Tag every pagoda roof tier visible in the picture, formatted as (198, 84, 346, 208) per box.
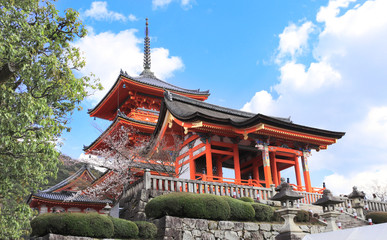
(29, 192, 112, 204)
(27, 165, 113, 206)
(41, 164, 96, 193)
(84, 111, 156, 154)
(88, 71, 210, 120)
(152, 91, 345, 149)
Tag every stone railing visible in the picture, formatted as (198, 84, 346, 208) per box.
(335, 197, 387, 213)
(366, 199, 387, 212)
(121, 178, 144, 200)
(124, 170, 387, 213)
(142, 170, 324, 204)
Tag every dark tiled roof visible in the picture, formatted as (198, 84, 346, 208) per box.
(41, 165, 95, 193)
(123, 71, 210, 95)
(88, 71, 210, 115)
(153, 91, 345, 139)
(33, 192, 112, 204)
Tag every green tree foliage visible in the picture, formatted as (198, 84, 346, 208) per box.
(0, 0, 101, 238)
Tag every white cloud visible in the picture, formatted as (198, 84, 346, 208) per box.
(277, 22, 315, 61)
(152, 0, 173, 9)
(74, 28, 184, 103)
(128, 14, 138, 22)
(152, 0, 194, 10)
(241, 90, 277, 115)
(275, 61, 341, 94)
(243, 0, 387, 193)
(324, 164, 387, 196)
(84, 1, 137, 22)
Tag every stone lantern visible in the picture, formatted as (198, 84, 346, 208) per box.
(271, 178, 305, 240)
(102, 203, 112, 215)
(347, 186, 366, 219)
(313, 189, 344, 232)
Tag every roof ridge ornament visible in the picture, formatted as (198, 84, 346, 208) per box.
(140, 18, 156, 79)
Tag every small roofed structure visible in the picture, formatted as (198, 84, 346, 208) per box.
(348, 186, 366, 219)
(313, 189, 344, 213)
(28, 165, 112, 214)
(271, 177, 304, 208)
(313, 188, 344, 232)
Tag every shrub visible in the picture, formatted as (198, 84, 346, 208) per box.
(239, 197, 254, 203)
(145, 192, 230, 220)
(366, 212, 387, 224)
(30, 213, 114, 238)
(222, 196, 255, 221)
(30, 213, 54, 237)
(111, 217, 138, 239)
(294, 210, 310, 222)
(251, 203, 275, 222)
(135, 221, 158, 239)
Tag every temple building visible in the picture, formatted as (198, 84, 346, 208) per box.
(28, 165, 114, 214)
(85, 19, 345, 194)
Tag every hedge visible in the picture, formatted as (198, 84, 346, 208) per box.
(294, 210, 310, 222)
(222, 196, 255, 221)
(366, 212, 387, 224)
(239, 197, 254, 203)
(30, 213, 114, 238)
(135, 221, 158, 239)
(251, 203, 275, 221)
(145, 192, 230, 220)
(110, 217, 138, 239)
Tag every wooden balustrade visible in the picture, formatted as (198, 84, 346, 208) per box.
(121, 170, 387, 213)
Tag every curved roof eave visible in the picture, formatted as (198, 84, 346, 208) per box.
(155, 91, 345, 140)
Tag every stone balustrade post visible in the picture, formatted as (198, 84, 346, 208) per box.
(144, 169, 151, 190)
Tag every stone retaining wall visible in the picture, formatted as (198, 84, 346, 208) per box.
(153, 216, 325, 240)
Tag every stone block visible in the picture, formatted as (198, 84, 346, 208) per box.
(260, 223, 271, 231)
(165, 216, 182, 229)
(211, 230, 224, 238)
(208, 221, 218, 230)
(243, 230, 251, 239)
(300, 225, 310, 232)
(196, 219, 209, 231)
(263, 231, 272, 239)
(192, 230, 202, 237)
(140, 189, 149, 201)
(218, 221, 234, 230)
(224, 231, 239, 240)
(250, 231, 264, 240)
(234, 222, 243, 231)
(271, 224, 282, 232)
(182, 218, 196, 230)
(202, 232, 215, 240)
(237, 231, 243, 237)
(165, 228, 181, 238)
(244, 222, 259, 231)
(182, 231, 194, 240)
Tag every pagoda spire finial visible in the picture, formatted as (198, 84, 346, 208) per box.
(140, 18, 155, 78)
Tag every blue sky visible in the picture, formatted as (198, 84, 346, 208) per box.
(56, 0, 387, 195)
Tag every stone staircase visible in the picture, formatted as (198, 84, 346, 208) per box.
(336, 211, 368, 229)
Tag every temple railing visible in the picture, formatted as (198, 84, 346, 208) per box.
(366, 199, 387, 212)
(123, 170, 387, 212)
(142, 170, 324, 203)
(335, 198, 387, 212)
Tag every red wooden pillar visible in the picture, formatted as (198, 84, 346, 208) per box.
(189, 150, 195, 179)
(205, 140, 213, 180)
(233, 144, 241, 184)
(294, 155, 302, 190)
(253, 160, 259, 180)
(262, 145, 273, 187)
(301, 151, 312, 192)
(216, 159, 223, 181)
(270, 152, 278, 186)
(277, 171, 281, 183)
